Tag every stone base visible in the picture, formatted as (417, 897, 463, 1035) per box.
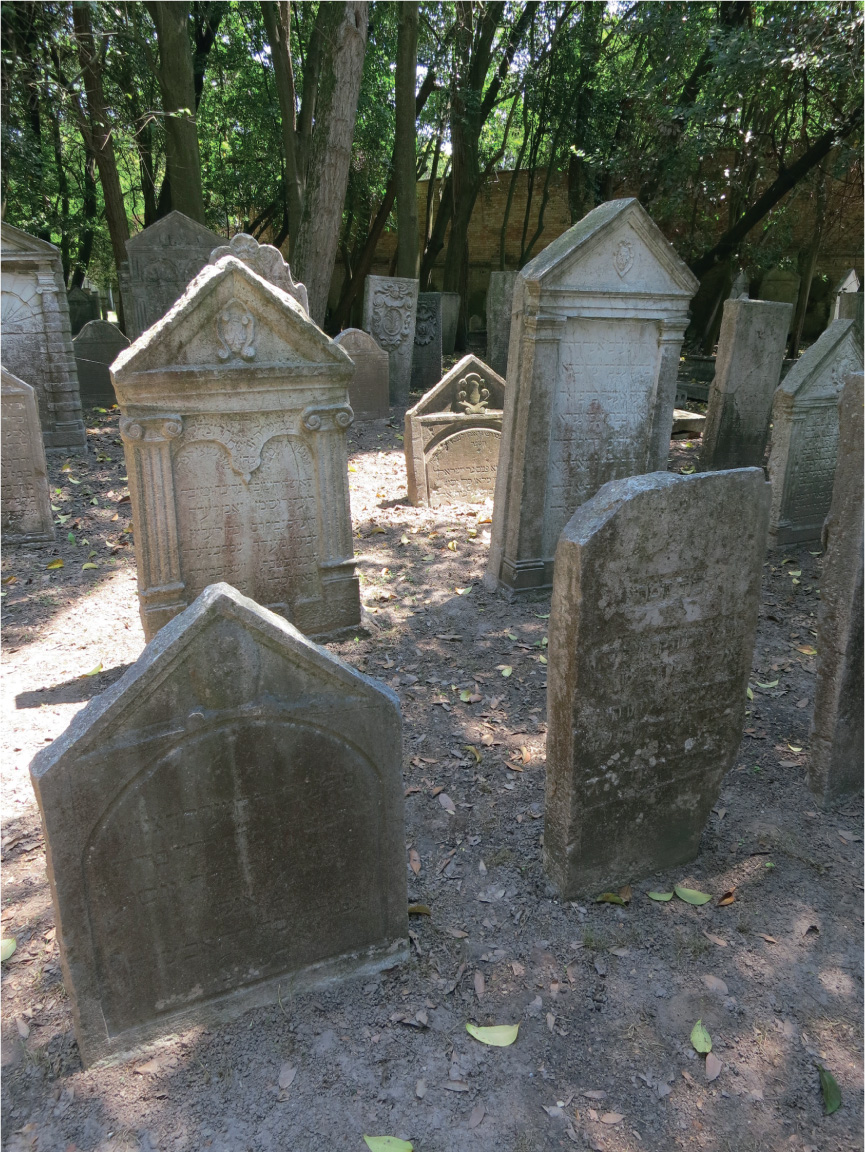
(486, 557, 553, 595)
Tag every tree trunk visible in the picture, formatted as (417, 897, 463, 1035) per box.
(789, 174, 826, 359)
(395, 0, 419, 279)
(260, 0, 304, 256)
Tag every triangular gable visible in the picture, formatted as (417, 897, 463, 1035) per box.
(113, 257, 352, 377)
(779, 319, 863, 402)
(1, 365, 34, 395)
(1, 221, 61, 259)
(407, 354, 505, 417)
(125, 210, 222, 255)
(520, 197, 699, 297)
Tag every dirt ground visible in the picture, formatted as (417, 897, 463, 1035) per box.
(1, 396, 862, 1152)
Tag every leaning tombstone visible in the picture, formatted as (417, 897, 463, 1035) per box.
(486, 270, 518, 377)
(699, 298, 792, 471)
(441, 292, 460, 355)
(1, 222, 87, 452)
(112, 255, 361, 642)
(831, 269, 860, 321)
(30, 582, 407, 1067)
(767, 319, 862, 546)
(809, 372, 863, 808)
(208, 231, 308, 314)
(123, 210, 223, 340)
(333, 328, 389, 419)
(1, 368, 55, 543)
(73, 320, 130, 406)
(544, 468, 770, 897)
(362, 275, 418, 404)
(405, 354, 505, 507)
(486, 199, 698, 596)
(410, 292, 443, 395)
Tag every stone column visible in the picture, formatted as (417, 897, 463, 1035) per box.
(648, 321, 689, 469)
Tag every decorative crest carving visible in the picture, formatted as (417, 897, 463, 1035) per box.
(216, 299, 256, 361)
(613, 239, 634, 279)
(370, 284, 414, 351)
(456, 373, 490, 415)
(413, 299, 438, 347)
(209, 233, 309, 314)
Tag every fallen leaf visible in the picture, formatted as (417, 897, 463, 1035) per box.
(582, 1090, 607, 1100)
(718, 889, 736, 907)
(409, 849, 421, 875)
(594, 892, 626, 906)
(796, 645, 817, 656)
(674, 885, 712, 906)
(511, 961, 525, 977)
(600, 1113, 624, 1125)
(81, 563, 98, 571)
(447, 540, 457, 552)
(407, 904, 431, 917)
(443, 1080, 470, 1092)
(438, 793, 456, 814)
(758, 933, 778, 944)
(278, 1063, 296, 1090)
(705, 1053, 722, 1082)
(474, 971, 485, 1000)
(618, 885, 632, 904)
(610, 947, 629, 958)
(363, 1138, 413, 1152)
(542, 1105, 564, 1118)
(465, 744, 482, 761)
(647, 891, 674, 902)
(82, 663, 103, 678)
(16, 1017, 29, 1039)
(468, 1103, 485, 1129)
(415, 1079, 427, 1099)
(702, 930, 727, 947)
(1, 938, 17, 962)
(701, 974, 729, 995)
(445, 927, 468, 939)
(787, 744, 802, 753)
(690, 1019, 712, 1054)
(465, 1022, 519, 1047)
(746, 685, 754, 700)
(817, 1064, 842, 1116)
(46, 558, 64, 570)
(500, 666, 513, 678)
(755, 679, 779, 689)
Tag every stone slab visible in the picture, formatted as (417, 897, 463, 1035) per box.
(700, 298, 792, 470)
(209, 232, 308, 314)
(672, 409, 706, 436)
(334, 328, 390, 419)
(544, 468, 770, 897)
(759, 267, 800, 332)
(486, 271, 517, 378)
(73, 320, 130, 405)
(362, 275, 418, 405)
(832, 269, 860, 320)
(405, 354, 505, 506)
(441, 292, 460, 355)
(30, 582, 408, 1067)
(410, 292, 443, 396)
(1, 368, 54, 543)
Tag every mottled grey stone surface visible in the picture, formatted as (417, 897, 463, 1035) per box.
(405, 354, 505, 506)
(767, 319, 862, 546)
(112, 256, 360, 642)
(334, 328, 389, 419)
(700, 298, 792, 470)
(810, 372, 863, 808)
(30, 582, 408, 1066)
(1, 368, 54, 543)
(362, 275, 418, 404)
(486, 271, 517, 378)
(410, 292, 443, 396)
(209, 232, 308, 315)
(544, 468, 769, 897)
(73, 320, 130, 405)
(486, 199, 698, 596)
(441, 292, 460, 355)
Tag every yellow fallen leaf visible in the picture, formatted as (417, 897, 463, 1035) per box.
(46, 558, 64, 570)
(363, 1138, 413, 1152)
(465, 1022, 519, 1047)
(409, 849, 420, 875)
(500, 666, 513, 678)
(82, 663, 103, 677)
(447, 540, 457, 552)
(82, 563, 98, 570)
(797, 645, 817, 656)
(0, 938, 16, 962)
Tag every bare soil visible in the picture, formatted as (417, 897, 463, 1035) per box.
(1, 400, 862, 1152)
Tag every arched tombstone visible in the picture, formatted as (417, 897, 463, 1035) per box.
(333, 328, 389, 419)
(209, 232, 309, 315)
(1, 368, 54, 542)
(73, 319, 130, 405)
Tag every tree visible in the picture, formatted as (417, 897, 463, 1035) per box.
(395, 0, 419, 279)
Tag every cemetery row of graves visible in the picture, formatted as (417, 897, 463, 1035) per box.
(0, 199, 862, 1150)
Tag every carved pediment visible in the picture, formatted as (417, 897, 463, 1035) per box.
(406, 354, 505, 418)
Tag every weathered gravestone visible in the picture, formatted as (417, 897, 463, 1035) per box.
(544, 468, 770, 897)
(112, 255, 361, 642)
(333, 328, 389, 419)
(809, 372, 863, 808)
(486, 270, 518, 378)
(1, 222, 86, 452)
(362, 275, 418, 404)
(486, 199, 698, 596)
(121, 210, 223, 341)
(767, 318, 863, 546)
(411, 292, 443, 395)
(441, 292, 460, 355)
(1, 368, 54, 543)
(836, 289, 864, 332)
(73, 320, 130, 405)
(67, 286, 101, 336)
(30, 582, 408, 1066)
(832, 269, 860, 321)
(209, 231, 308, 314)
(699, 298, 792, 471)
(405, 354, 505, 507)
(759, 266, 800, 332)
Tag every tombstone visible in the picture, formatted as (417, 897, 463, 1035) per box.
(441, 292, 460, 355)
(486, 199, 698, 596)
(66, 286, 101, 336)
(486, 271, 518, 378)
(810, 372, 864, 807)
(1, 368, 54, 543)
(30, 582, 407, 1066)
(759, 266, 800, 332)
(729, 268, 749, 299)
(122, 210, 223, 341)
(767, 319, 863, 546)
(410, 292, 443, 395)
(112, 255, 361, 642)
(831, 269, 860, 321)
(362, 275, 418, 405)
(209, 231, 308, 314)
(544, 468, 769, 897)
(1, 222, 86, 452)
(699, 298, 792, 471)
(73, 320, 130, 405)
(836, 289, 864, 332)
(468, 313, 484, 333)
(334, 328, 390, 419)
(405, 354, 505, 507)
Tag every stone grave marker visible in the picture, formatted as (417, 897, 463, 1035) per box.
(122, 210, 223, 341)
(405, 354, 505, 507)
(767, 318, 863, 546)
(832, 269, 860, 321)
(486, 199, 698, 596)
(333, 328, 389, 419)
(209, 232, 308, 314)
(1, 222, 86, 452)
(30, 582, 408, 1066)
(760, 266, 800, 331)
(410, 292, 443, 395)
(362, 275, 418, 404)
(699, 298, 792, 471)
(441, 292, 460, 354)
(837, 289, 864, 331)
(486, 270, 517, 378)
(73, 320, 130, 405)
(544, 468, 770, 897)
(112, 255, 360, 642)
(67, 286, 101, 335)
(1, 368, 54, 543)
(810, 372, 863, 807)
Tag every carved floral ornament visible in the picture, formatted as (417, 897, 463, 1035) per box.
(216, 298, 256, 361)
(209, 233, 309, 314)
(613, 239, 634, 278)
(370, 285, 414, 351)
(456, 373, 490, 414)
(413, 300, 438, 347)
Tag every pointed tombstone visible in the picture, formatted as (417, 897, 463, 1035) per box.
(112, 255, 360, 642)
(767, 319, 863, 546)
(1, 368, 54, 543)
(441, 292, 461, 355)
(1, 222, 86, 452)
(699, 298, 792, 471)
(405, 354, 506, 507)
(208, 231, 309, 315)
(809, 372, 863, 808)
(486, 271, 518, 378)
(544, 469, 770, 897)
(411, 292, 443, 395)
(362, 275, 419, 404)
(122, 210, 223, 340)
(486, 199, 698, 596)
(73, 319, 130, 405)
(831, 269, 860, 321)
(333, 328, 390, 419)
(30, 582, 408, 1067)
